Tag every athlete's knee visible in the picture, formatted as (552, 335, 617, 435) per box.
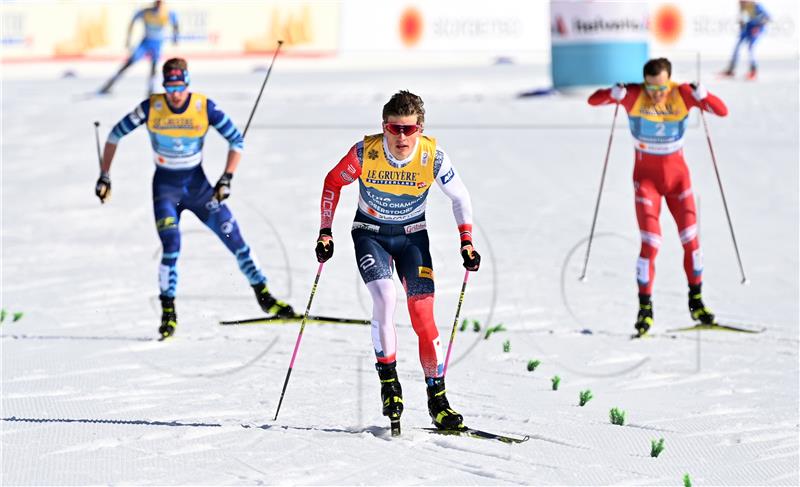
(369, 281, 395, 308)
(635, 193, 656, 209)
(157, 225, 181, 255)
(639, 231, 661, 258)
(208, 208, 244, 245)
(679, 224, 699, 249)
(407, 293, 438, 341)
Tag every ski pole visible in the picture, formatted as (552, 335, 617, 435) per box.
(443, 269, 470, 376)
(93, 121, 102, 168)
(273, 262, 324, 421)
(242, 40, 283, 138)
(579, 102, 620, 281)
(699, 110, 748, 284)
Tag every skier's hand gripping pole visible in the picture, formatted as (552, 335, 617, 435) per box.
(315, 229, 334, 263)
(93, 121, 111, 204)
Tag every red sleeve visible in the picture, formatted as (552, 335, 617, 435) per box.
(587, 84, 639, 112)
(678, 84, 728, 117)
(320, 143, 362, 230)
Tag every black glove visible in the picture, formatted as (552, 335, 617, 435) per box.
(315, 228, 334, 263)
(214, 172, 233, 202)
(95, 172, 111, 203)
(460, 240, 481, 271)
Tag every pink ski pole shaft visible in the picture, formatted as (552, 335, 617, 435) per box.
(273, 262, 324, 421)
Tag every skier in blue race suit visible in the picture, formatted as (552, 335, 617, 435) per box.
(722, 0, 771, 80)
(98, 0, 179, 96)
(95, 58, 294, 339)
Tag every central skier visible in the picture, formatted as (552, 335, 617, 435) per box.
(315, 90, 480, 431)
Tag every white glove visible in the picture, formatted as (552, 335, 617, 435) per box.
(610, 83, 626, 102)
(690, 83, 708, 101)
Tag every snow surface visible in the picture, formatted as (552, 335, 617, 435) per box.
(2, 58, 798, 485)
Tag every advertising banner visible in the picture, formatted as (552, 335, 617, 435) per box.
(0, 1, 340, 62)
(649, 0, 799, 60)
(550, 0, 650, 88)
(339, 0, 550, 59)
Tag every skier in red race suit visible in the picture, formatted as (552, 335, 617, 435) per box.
(588, 57, 729, 337)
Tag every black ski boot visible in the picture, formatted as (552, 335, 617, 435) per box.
(376, 361, 403, 435)
(634, 294, 653, 337)
(159, 295, 177, 339)
(689, 284, 716, 325)
(426, 377, 464, 430)
(252, 282, 295, 317)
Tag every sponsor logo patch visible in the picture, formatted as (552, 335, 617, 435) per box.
(440, 167, 454, 185)
(359, 254, 376, 271)
(156, 216, 178, 231)
(152, 117, 199, 130)
(418, 266, 433, 279)
(221, 219, 235, 234)
(404, 222, 426, 234)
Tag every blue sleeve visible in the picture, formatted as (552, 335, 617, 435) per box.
(355, 140, 364, 167)
(207, 99, 244, 151)
(433, 149, 444, 178)
(107, 99, 149, 144)
(170, 11, 178, 26)
(132, 9, 144, 22)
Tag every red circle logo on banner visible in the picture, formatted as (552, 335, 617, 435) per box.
(399, 7, 424, 47)
(653, 4, 683, 44)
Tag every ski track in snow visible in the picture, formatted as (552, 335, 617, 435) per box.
(2, 59, 798, 484)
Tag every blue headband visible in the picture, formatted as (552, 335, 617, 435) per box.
(163, 68, 190, 85)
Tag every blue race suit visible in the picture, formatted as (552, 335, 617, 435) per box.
(129, 7, 178, 63)
(730, 2, 770, 73)
(107, 93, 266, 299)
